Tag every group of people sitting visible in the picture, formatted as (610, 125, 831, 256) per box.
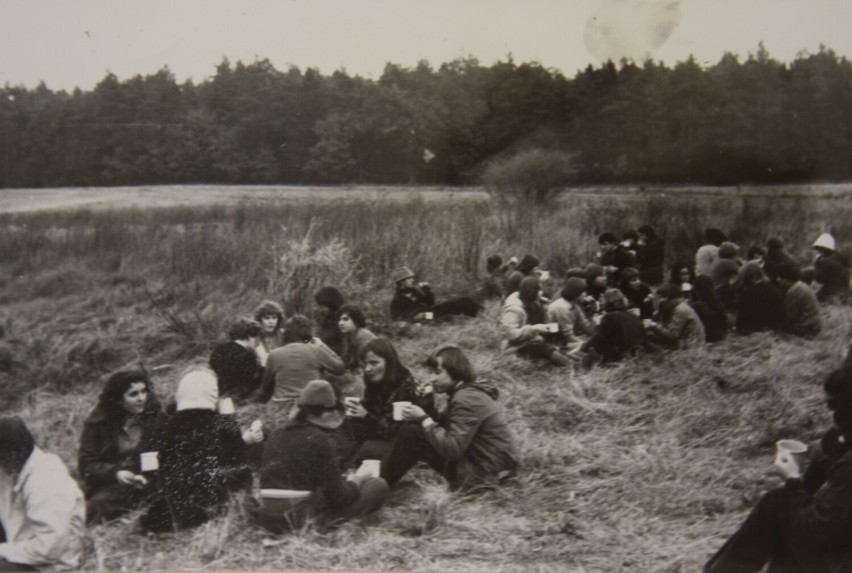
(485, 227, 847, 369)
(2, 225, 849, 572)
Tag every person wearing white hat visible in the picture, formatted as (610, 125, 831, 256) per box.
(140, 368, 263, 533)
(812, 232, 850, 303)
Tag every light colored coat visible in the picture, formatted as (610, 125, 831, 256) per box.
(499, 291, 542, 351)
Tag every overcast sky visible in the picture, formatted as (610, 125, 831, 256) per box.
(2, 0, 851, 91)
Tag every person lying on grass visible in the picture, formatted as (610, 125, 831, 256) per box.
(78, 369, 164, 525)
(380, 345, 519, 491)
(389, 266, 481, 322)
(705, 366, 852, 573)
(0, 416, 85, 572)
(344, 337, 436, 463)
(208, 317, 264, 404)
(252, 380, 389, 534)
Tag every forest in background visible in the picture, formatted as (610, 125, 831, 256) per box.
(2, 44, 852, 189)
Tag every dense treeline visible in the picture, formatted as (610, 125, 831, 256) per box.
(2, 44, 852, 188)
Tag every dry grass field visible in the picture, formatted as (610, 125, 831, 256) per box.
(2, 184, 852, 572)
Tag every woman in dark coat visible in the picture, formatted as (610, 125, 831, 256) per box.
(735, 262, 786, 335)
(690, 275, 728, 342)
(705, 367, 852, 572)
(763, 237, 797, 281)
(314, 286, 346, 356)
(140, 369, 262, 533)
(637, 225, 664, 285)
(208, 317, 264, 402)
(78, 369, 164, 524)
(618, 267, 655, 319)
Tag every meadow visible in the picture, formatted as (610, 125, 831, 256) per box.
(2, 184, 852, 572)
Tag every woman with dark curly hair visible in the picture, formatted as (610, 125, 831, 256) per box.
(337, 304, 376, 374)
(77, 369, 164, 524)
(253, 300, 285, 367)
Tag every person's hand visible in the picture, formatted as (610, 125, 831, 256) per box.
(345, 471, 370, 485)
(774, 450, 802, 480)
(402, 404, 427, 422)
(116, 470, 148, 488)
(414, 380, 433, 398)
(242, 425, 264, 445)
(345, 401, 368, 418)
(532, 324, 552, 334)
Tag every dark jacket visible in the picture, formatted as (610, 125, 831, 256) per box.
(584, 311, 646, 362)
(260, 422, 359, 512)
(815, 251, 851, 302)
(637, 239, 664, 285)
(736, 282, 786, 334)
(209, 341, 263, 400)
(691, 300, 728, 343)
(423, 381, 519, 488)
(316, 315, 344, 357)
(619, 282, 654, 319)
(390, 285, 435, 321)
(784, 281, 822, 338)
(140, 410, 251, 532)
(77, 403, 163, 498)
(361, 373, 436, 441)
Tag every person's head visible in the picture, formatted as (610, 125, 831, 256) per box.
(598, 232, 617, 250)
(506, 256, 519, 270)
(561, 277, 587, 302)
(227, 317, 261, 345)
(391, 266, 416, 289)
(175, 368, 219, 412)
(517, 254, 540, 276)
(313, 286, 345, 319)
(601, 289, 629, 312)
(96, 369, 158, 420)
(518, 276, 542, 306)
(692, 275, 718, 304)
(718, 241, 739, 259)
(620, 267, 641, 291)
(293, 380, 344, 429)
(824, 368, 852, 435)
(585, 263, 607, 288)
(670, 262, 695, 285)
(705, 228, 727, 247)
(767, 237, 784, 253)
(813, 233, 837, 255)
(565, 267, 587, 279)
(337, 303, 366, 334)
(486, 254, 503, 274)
(800, 266, 816, 286)
(360, 337, 410, 387)
(425, 345, 475, 394)
(622, 229, 639, 247)
(0, 416, 35, 476)
(738, 261, 766, 288)
(774, 262, 801, 290)
(254, 300, 284, 335)
(638, 225, 657, 244)
(655, 282, 682, 302)
(282, 314, 314, 344)
(747, 246, 766, 263)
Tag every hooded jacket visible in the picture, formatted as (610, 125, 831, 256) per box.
(499, 291, 542, 350)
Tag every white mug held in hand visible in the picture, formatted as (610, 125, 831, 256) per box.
(357, 459, 381, 479)
(392, 401, 412, 421)
(140, 451, 159, 472)
(774, 439, 808, 479)
(218, 397, 235, 415)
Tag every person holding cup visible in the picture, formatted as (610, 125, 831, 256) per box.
(705, 366, 852, 572)
(78, 369, 165, 524)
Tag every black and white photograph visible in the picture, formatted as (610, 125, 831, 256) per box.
(3, 1, 852, 571)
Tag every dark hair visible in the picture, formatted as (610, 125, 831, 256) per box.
(486, 255, 503, 273)
(95, 370, 159, 422)
(253, 300, 284, 327)
(314, 286, 345, 312)
(670, 262, 695, 284)
(767, 237, 784, 252)
(623, 229, 639, 241)
(0, 416, 35, 476)
(656, 283, 682, 300)
(282, 315, 314, 344)
(518, 276, 546, 324)
(360, 337, 411, 388)
(705, 228, 727, 246)
(775, 262, 801, 283)
(338, 303, 367, 329)
(228, 317, 262, 341)
(426, 345, 476, 384)
(517, 254, 540, 275)
(638, 225, 657, 240)
(619, 267, 640, 288)
(747, 246, 766, 261)
(598, 232, 617, 245)
(825, 367, 852, 413)
(692, 275, 724, 312)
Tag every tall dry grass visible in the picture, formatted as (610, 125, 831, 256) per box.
(1, 185, 852, 571)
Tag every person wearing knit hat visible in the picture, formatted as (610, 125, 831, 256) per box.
(0, 416, 85, 572)
(140, 368, 262, 533)
(705, 366, 852, 572)
(254, 299, 286, 366)
(499, 276, 573, 366)
(811, 232, 851, 303)
(645, 283, 705, 350)
(580, 289, 645, 366)
(774, 262, 822, 339)
(735, 261, 785, 335)
(547, 277, 594, 351)
(618, 267, 655, 319)
(253, 379, 388, 533)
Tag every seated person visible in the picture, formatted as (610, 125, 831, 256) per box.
(208, 317, 264, 402)
(140, 369, 263, 533)
(735, 262, 786, 335)
(314, 286, 346, 357)
(690, 275, 728, 343)
(0, 416, 85, 572)
(812, 232, 850, 303)
(710, 241, 741, 312)
(618, 268, 655, 319)
(337, 304, 376, 375)
(546, 277, 594, 351)
(581, 289, 646, 364)
(254, 380, 388, 533)
(500, 277, 573, 367)
(389, 267, 480, 321)
(637, 225, 664, 286)
(645, 283, 705, 349)
(344, 337, 435, 460)
(473, 254, 507, 303)
(504, 254, 540, 296)
(775, 262, 822, 339)
(78, 369, 164, 524)
(705, 367, 852, 572)
(381, 346, 519, 491)
(253, 300, 285, 367)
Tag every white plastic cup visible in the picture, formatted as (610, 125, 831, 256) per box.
(218, 397, 235, 415)
(344, 397, 361, 407)
(140, 451, 159, 472)
(359, 459, 381, 478)
(776, 439, 809, 467)
(546, 322, 559, 333)
(250, 420, 263, 432)
(393, 401, 412, 421)
(423, 312, 434, 321)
